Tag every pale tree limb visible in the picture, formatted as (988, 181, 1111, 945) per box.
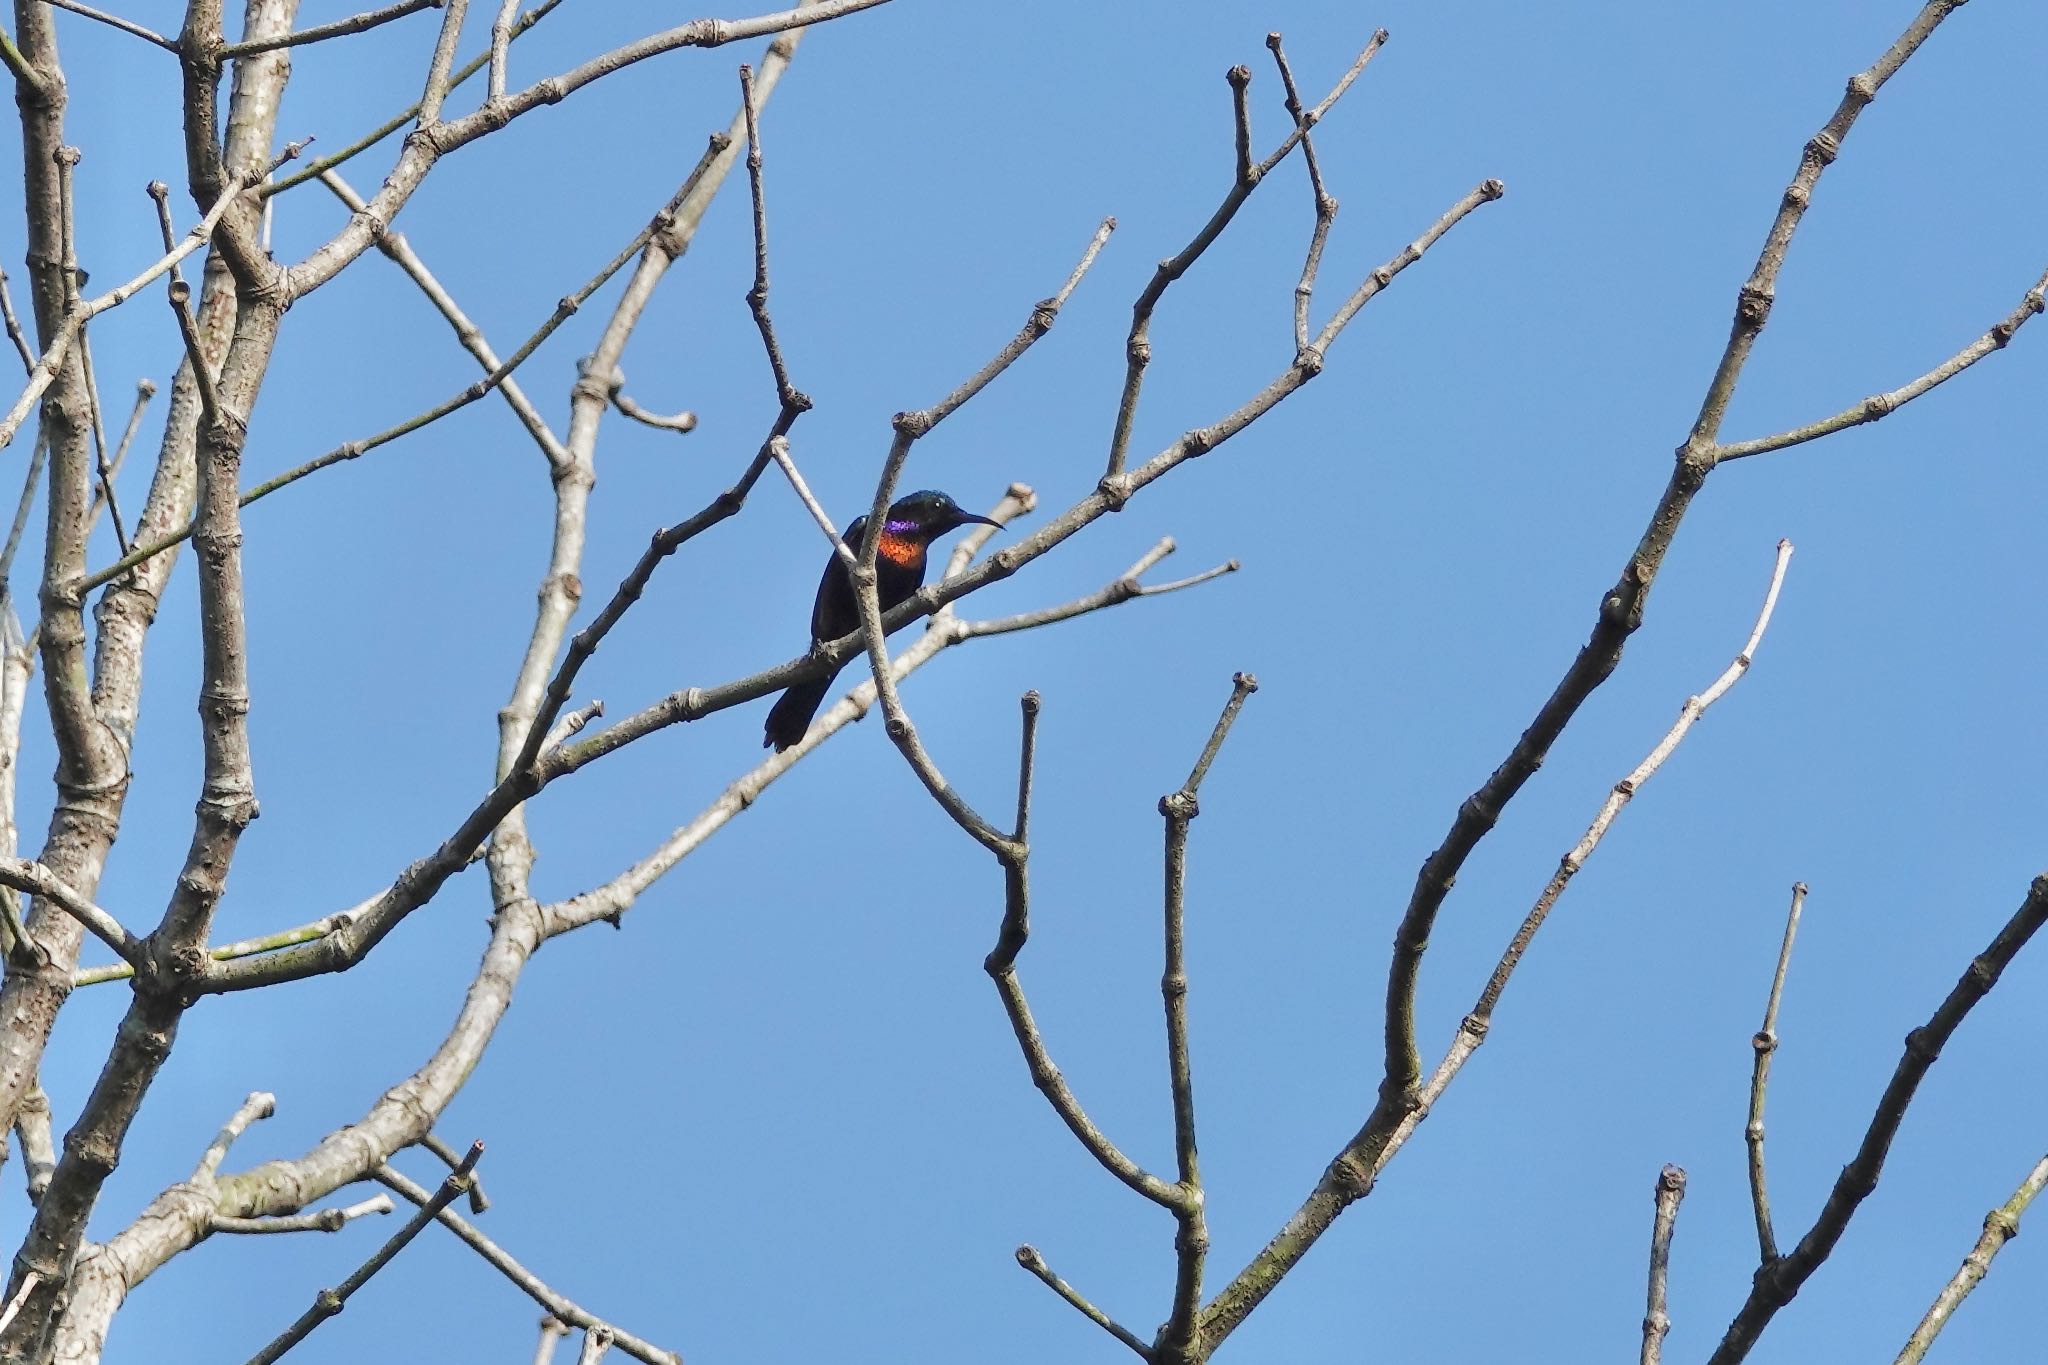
(0, 858, 146, 971)
(1156, 675, 1256, 1364)
(415, 1131, 491, 1214)
(532, 1317, 571, 1365)
(984, 688, 1176, 1210)
(528, 506, 1226, 939)
(413, 0, 471, 125)
(487, 0, 517, 99)
(243, 1143, 483, 1365)
(35, 0, 175, 51)
(1713, 266, 2048, 462)
(86, 375, 154, 538)
(262, 0, 566, 198)
(14, 1084, 53, 1202)
(1747, 881, 1808, 1265)
(849, 214, 1117, 860)
(1015, 1245, 1149, 1360)
(0, 10, 300, 1356)
(210, 1195, 392, 1234)
(1199, 537, 1790, 1351)
(1266, 34, 1339, 355)
(281, 0, 899, 300)
(0, 160, 269, 452)
(0, 7, 304, 1351)
(318, 169, 567, 464)
(1707, 874, 2048, 1364)
(374, 1165, 677, 1365)
(1640, 1165, 1687, 1365)
(1104, 28, 1385, 479)
(0, 1273, 41, 1337)
(193, 1092, 277, 1182)
(1372, 4, 1979, 1161)
(220, 0, 442, 58)
(1892, 1153, 2048, 1365)
(487, 20, 812, 948)
(575, 1326, 613, 1365)
(77, 172, 672, 592)
(0, 269, 33, 371)
(192, 188, 1480, 988)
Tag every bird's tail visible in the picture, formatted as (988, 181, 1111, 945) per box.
(763, 674, 835, 752)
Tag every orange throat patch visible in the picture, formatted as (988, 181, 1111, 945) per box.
(876, 531, 922, 568)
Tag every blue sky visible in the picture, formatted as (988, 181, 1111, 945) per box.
(14, 2, 2048, 1361)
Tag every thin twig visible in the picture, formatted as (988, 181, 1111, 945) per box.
(740, 61, 808, 411)
(1103, 29, 1385, 478)
(851, 215, 1116, 856)
(768, 436, 856, 571)
(1893, 1153, 2048, 1365)
(416, 1131, 492, 1214)
(211, 1196, 393, 1234)
(78, 191, 667, 591)
(0, 166, 256, 452)
(576, 1327, 614, 1365)
(76, 332, 129, 552)
(13, 1085, 53, 1201)
(263, 0, 566, 198)
(1708, 874, 2048, 1365)
(1747, 881, 1808, 1265)
(1015, 1246, 1150, 1360)
(1713, 265, 2048, 462)
(414, 0, 472, 126)
(1641, 1165, 1688, 1365)
(35, 0, 174, 50)
(193, 1093, 277, 1182)
(608, 385, 695, 434)
(533, 1318, 571, 1365)
(319, 169, 567, 465)
(0, 431, 47, 592)
(244, 1143, 483, 1365)
(0, 1273, 40, 1337)
(0, 269, 34, 371)
(1267, 33, 1339, 355)
(1157, 674, 1256, 1359)
(73, 910, 352, 987)
(221, 0, 442, 59)
(0, 856, 148, 971)
(1471, 541, 1793, 1025)
(0, 28, 35, 89)
(1226, 65, 1251, 188)
(488, 0, 518, 99)
(374, 1165, 677, 1365)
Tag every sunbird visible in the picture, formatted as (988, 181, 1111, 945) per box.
(763, 489, 999, 752)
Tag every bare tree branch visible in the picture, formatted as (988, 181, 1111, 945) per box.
(1707, 874, 2048, 1364)
(35, 0, 174, 51)
(374, 1165, 678, 1365)
(1893, 1153, 2048, 1365)
(1157, 674, 1256, 1364)
(1714, 265, 2048, 461)
(210, 1196, 392, 1235)
(317, 168, 567, 464)
(1640, 1165, 1687, 1365)
(262, 0, 566, 199)
(220, 0, 441, 58)
(1747, 881, 1808, 1265)
(1200, 537, 1790, 1351)
(244, 1143, 483, 1365)
(1016, 1245, 1150, 1360)
(1104, 29, 1384, 479)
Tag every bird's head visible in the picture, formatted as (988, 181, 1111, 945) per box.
(883, 490, 1001, 543)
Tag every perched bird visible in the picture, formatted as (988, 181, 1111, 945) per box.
(763, 489, 999, 752)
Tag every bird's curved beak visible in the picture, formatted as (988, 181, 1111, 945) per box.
(954, 510, 1002, 529)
